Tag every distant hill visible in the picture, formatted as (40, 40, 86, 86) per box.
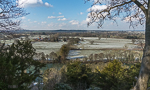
(1, 29, 145, 34)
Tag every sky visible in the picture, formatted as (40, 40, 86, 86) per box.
(18, 0, 145, 30)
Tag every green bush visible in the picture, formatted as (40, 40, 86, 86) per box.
(53, 83, 72, 90)
(94, 60, 140, 90)
(0, 40, 45, 89)
(66, 61, 93, 90)
(59, 44, 70, 61)
(86, 86, 101, 90)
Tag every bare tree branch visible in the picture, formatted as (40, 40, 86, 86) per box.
(87, 0, 146, 28)
(86, 0, 150, 90)
(0, 0, 28, 30)
(143, 0, 148, 5)
(131, 0, 148, 16)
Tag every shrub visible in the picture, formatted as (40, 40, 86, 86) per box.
(59, 44, 70, 61)
(53, 83, 72, 90)
(86, 86, 101, 90)
(94, 60, 140, 90)
(66, 61, 93, 90)
(0, 40, 45, 89)
(43, 68, 61, 90)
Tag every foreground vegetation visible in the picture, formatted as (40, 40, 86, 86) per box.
(0, 40, 145, 90)
(0, 40, 45, 89)
(42, 60, 141, 90)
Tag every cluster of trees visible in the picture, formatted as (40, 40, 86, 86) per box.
(49, 37, 59, 42)
(94, 60, 141, 90)
(68, 38, 80, 45)
(127, 36, 139, 39)
(35, 37, 78, 63)
(1, 0, 150, 89)
(31, 31, 145, 40)
(36, 44, 70, 63)
(0, 41, 143, 90)
(132, 39, 145, 49)
(57, 38, 81, 62)
(59, 44, 70, 61)
(87, 50, 142, 64)
(42, 60, 141, 90)
(0, 40, 45, 89)
(86, 0, 150, 89)
(0, 0, 42, 89)
(34, 36, 59, 42)
(90, 41, 94, 45)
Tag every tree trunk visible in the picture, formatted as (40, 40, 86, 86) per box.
(134, 2, 150, 89)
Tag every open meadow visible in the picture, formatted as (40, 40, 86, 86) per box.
(0, 36, 143, 60)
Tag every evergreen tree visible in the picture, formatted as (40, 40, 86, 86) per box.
(0, 40, 45, 89)
(94, 60, 140, 90)
(66, 61, 93, 90)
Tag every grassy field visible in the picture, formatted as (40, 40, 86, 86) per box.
(0, 36, 143, 59)
(78, 37, 137, 49)
(32, 42, 67, 54)
(67, 37, 142, 59)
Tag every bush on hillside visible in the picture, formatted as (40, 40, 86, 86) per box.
(66, 61, 93, 90)
(53, 83, 72, 90)
(94, 60, 140, 90)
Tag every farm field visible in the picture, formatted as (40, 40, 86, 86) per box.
(67, 37, 143, 59)
(78, 37, 137, 49)
(0, 39, 14, 45)
(32, 42, 67, 54)
(0, 36, 143, 60)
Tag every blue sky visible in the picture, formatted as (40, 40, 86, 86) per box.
(18, 0, 145, 30)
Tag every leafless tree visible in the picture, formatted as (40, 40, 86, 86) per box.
(45, 54, 49, 60)
(41, 52, 46, 60)
(89, 54, 93, 61)
(94, 54, 99, 60)
(49, 52, 58, 60)
(43, 68, 61, 90)
(0, 0, 28, 30)
(86, 0, 149, 89)
(132, 39, 136, 44)
(98, 36, 101, 40)
(90, 40, 94, 44)
(99, 53, 104, 60)
(137, 39, 145, 49)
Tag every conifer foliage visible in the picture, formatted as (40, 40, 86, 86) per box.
(0, 40, 45, 89)
(94, 60, 140, 90)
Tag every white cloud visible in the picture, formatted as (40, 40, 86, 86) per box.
(86, 17, 91, 22)
(59, 23, 66, 27)
(21, 17, 25, 19)
(28, 19, 30, 21)
(86, 5, 108, 23)
(41, 21, 47, 24)
(59, 12, 62, 15)
(86, 13, 92, 22)
(80, 12, 83, 15)
(57, 16, 64, 18)
(58, 18, 67, 21)
(123, 16, 138, 22)
(17, 0, 53, 7)
(87, 5, 107, 12)
(69, 20, 79, 25)
(48, 23, 57, 27)
(81, 20, 87, 25)
(48, 16, 65, 19)
(48, 16, 56, 19)
(34, 21, 37, 23)
(0, 13, 4, 17)
(45, 2, 53, 7)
